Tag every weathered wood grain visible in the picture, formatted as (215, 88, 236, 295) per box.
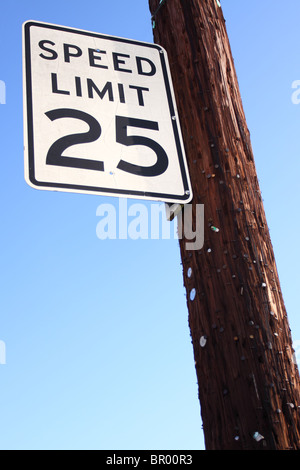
(149, 0, 300, 450)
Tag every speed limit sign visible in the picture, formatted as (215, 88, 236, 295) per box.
(23, 21, 192, 203)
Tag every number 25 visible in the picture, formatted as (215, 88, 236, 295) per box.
(45, 108, 169, 177)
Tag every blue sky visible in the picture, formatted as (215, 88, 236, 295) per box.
(0, 0, 299, 451)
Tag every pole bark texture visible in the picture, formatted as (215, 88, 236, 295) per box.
(149, 0, 300, 450)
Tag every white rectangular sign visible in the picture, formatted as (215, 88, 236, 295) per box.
(23, 21, 193, 203)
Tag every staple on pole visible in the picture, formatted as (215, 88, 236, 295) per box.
(151, 0, 167, 28)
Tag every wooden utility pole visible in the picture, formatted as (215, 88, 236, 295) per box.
(149, 0, 300, 450)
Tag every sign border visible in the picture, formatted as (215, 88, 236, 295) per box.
(23, 20, 193, 203)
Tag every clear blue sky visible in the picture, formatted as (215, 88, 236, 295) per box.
(0, 0, 299, 450)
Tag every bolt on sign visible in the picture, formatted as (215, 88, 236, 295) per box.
(22, 21, 192, 203)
